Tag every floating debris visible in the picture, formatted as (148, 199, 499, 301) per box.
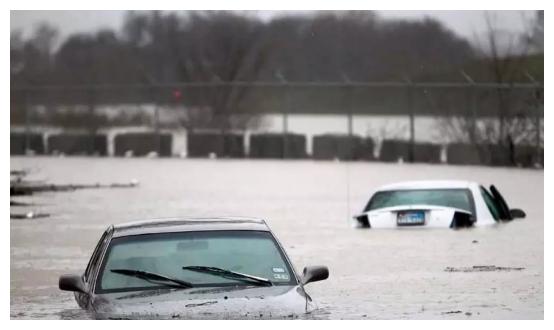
(441, 310, 462, 314)
(444, 265, 525, 272)
(185, 301, 218, 308)
(11, 179, 139, 196)
(10, 170, 29, 176)
(11, 169, 140, 196)
(10, 200, 34, 206)
(11, 212, 50, 220)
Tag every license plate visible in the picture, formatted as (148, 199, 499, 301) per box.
(397, 211, 425, 226)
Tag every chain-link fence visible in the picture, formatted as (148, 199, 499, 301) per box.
(10, 81, 543, 167)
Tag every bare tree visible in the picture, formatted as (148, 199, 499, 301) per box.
(121, 11, 271, 133)
(438, 11, 543, 166)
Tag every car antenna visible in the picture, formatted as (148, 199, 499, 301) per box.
(345, 156, 351, 224)
(342, 71, 353, 225)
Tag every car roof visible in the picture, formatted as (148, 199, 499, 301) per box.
(112, 217, 270, 238)
(376, 180, 476, 192)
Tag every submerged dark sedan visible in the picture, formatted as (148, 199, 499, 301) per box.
(59, 217, 329, 319)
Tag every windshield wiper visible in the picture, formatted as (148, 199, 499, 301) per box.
(110, 268, 194, 289)
(182, 266, 273, 286)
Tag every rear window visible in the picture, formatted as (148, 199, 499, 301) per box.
(365, 189, 474, 213)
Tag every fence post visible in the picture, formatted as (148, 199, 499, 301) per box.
(24, 90, 31, 153)
(405, 78, 415, 163)
(524, 71, 543, 166)
(347, 92, 353, 159)
(276, 71, 289, 159)
(153, 86, 161, 156)
(342, 73, 353, 160)
(535, 88, 542, 165)
(87, 87, 97, 155)
(283, 85, 290, 159)
(469, 87, 478, 143)
(460, 71, 478, 144)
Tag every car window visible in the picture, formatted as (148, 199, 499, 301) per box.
(96, 230, 296, 293)
(365, 189, 474, 213)
(84, 227, 112, 283)
(480, 186, 502, 221)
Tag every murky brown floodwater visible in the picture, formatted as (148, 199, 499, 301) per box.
(10, 157, 544, 319)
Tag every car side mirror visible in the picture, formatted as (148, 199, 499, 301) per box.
(510, 208, 526, 219)
(353, 214, 370, 228)
(59, 274, 86, 293)
(301, 266, 329, 285)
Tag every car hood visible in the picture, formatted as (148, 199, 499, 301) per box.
(92, 285, 313, 319)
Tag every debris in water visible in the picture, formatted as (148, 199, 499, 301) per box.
(11, 177, 139, 196)
(444, 265, 525, 272)
(11, 212, 50, 220)
(10, 170, 29, 177)
(10, 200, 34, 206)
(185, 301, 217, 308)
(472, 240, 478, 244)
(442, 310, 462, 314)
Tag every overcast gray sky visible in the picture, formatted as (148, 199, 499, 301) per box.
(10, 10, 535, 43)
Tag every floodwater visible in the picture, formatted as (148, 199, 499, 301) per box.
(10, 157, 544, 319)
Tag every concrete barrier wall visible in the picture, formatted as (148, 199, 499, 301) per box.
(379, 140, 411, 162)
(114, 133, 172, 157)
(11, 133, 44, 155)
(361, 138, 375, 160)
(380, 140, 441, 163)
(446, 143, 512, 166)
(249, 133, 306, 159)
(514, 146, 543, 167)
(312, 134, 374, 160)
(446, 143, 481, 165)
(47, 134, 107, 155)
(489, 145, 511, 166)
(10, 129, 543, 168)
(413, 143, 442, 163)
(187, 133, 244, 158)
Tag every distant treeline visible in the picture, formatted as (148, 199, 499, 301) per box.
(10, 11, 543, 129)
(12, 11, 481, 84)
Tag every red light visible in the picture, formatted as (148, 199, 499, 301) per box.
(173, 90, 182, 100)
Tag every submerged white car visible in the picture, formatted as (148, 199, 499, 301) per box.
(353, 180, 526, 229)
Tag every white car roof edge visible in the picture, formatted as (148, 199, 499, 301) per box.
(375, 180, 475, 192)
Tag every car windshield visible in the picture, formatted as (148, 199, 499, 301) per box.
(96, 230, 295, 293)
(365, 189, 473, 213)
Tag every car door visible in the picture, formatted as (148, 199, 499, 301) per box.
(489, 185, 513, 221)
